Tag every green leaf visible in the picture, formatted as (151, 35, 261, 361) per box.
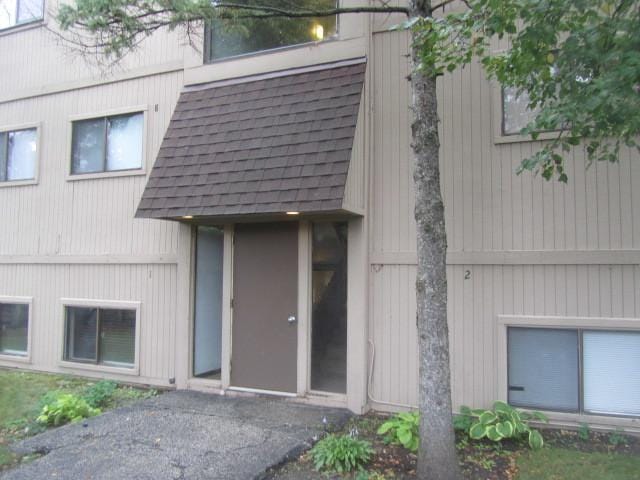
(495, 421, 514, 438)
(529, 430, 544, 450)
(469, 422, 487, 440)
(479, 411, 497, 425)
(486, 425, 504, 442)
(493, 401, 512, 416)
(377, 422, 393, 435)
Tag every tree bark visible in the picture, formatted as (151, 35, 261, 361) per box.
(409, 1, 462, 479)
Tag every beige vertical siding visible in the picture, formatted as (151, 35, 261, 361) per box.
(0, 263, 177, 385)
(368, 30, 640, 412)
(0, 0, 187, 99)
(0, 71, 183, 256)
(0, 68, 184, 384)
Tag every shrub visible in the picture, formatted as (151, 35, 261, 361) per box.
(577, 423, 590, 442)
(83, 380, 118, 408)
(377, 411, 420, 452)
(458, 401, 547, 450)
(310, 434, 374, 473)
(37, 393, 100, 426)
(609, 428, 627, 447)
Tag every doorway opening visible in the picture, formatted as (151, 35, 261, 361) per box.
(192, 226, 224, 380)
(310, 222, 348, 393)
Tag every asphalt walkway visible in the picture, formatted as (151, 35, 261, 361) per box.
(2, 390, 350, 480)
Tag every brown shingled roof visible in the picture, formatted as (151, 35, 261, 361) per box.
(136, 58, 366, 220)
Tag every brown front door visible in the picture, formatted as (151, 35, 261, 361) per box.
(231, 222, 298, 393)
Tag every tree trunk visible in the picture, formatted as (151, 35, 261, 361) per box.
(409, 1, 462, 479)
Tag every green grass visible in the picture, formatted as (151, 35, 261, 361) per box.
(517, 447, 640, 480)
(0, 368, 157, 471)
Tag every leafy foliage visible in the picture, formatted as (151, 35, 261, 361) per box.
(453, 412, 476, 432)
(608, 428, 628, 447)
(36, 393, 100, 426)
(377, 411, 420, 452)
(83, 380, 118, 408)
(578, 423, 591, 442)
(458, 401, 547, 449)
(407, 0, 640, 181)
(309, 434, 374, 473)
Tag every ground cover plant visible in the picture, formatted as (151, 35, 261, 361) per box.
(266, 411, 640, 479)
(0, 368, 158, 472)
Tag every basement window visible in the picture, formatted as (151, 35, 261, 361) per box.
(0, 301, 29, 357)
(0, 0, 43, 30)
(508, 327, 640, 417)
(204, 0, 338, 62)
(64, 306, 137, 368)
(71, 112, 143, 175)
(0, 128, 37, 183)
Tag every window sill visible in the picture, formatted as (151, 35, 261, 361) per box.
(0, 19, 44, 37)
(494, 130, 560, 145)
(0, 352, 31, 364)
(59, 360, 139, 376)
(524, 408, 640, 432)
(204, 36, 339, 65)
(0, 179, 38, 188)
(66, 169, 146, 182)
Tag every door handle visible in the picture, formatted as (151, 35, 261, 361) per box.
(287, 315, 297, 324)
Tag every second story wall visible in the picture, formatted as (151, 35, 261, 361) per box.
(0, 0, 190, 100)
(0, 71, 183, 257)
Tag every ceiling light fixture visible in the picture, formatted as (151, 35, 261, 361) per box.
(286, 211, 300, 216)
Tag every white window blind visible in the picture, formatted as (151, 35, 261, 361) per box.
(583, 331, 640, 416)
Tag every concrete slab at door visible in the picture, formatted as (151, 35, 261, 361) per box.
(231, 222, 298, 393)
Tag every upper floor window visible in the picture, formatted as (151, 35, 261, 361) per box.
(71, 112, 143, 175)
(502, 87, 539, 136)
(0, 0, 44, 30)
(0, 127, 37, 183)
(205, 0, 338, 63)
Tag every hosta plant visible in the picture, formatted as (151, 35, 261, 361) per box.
(377, 411, 420, 452)
(459, 401, 547, 449)
(310, 434, 374, 473)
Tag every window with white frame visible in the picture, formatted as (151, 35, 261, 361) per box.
(64, 306, 137, 368)
(71, 112, 143, 175)
(0, 0, 43, 30)
(0, 128, 37, 182)
(0, 301, 29, 357)
(508, 327, 640, 417)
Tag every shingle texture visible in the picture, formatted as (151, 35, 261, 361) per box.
(136, 60, 366, 219)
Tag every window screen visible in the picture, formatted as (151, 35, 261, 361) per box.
(508, 327, 579, 411)
(100, 309, 136, 366)
(583, 331, 640, 416)
(0, 302, 29, 356)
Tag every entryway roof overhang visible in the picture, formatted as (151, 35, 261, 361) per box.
(136, 58, 367, 221)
